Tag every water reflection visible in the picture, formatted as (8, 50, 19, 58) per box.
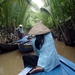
(0, 39, 75, 75)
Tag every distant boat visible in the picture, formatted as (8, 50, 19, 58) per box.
(0, 43, 18, 53)
(18, 41, 33, 53)
(16, 36, 33, 53)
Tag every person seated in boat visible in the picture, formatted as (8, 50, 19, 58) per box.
(22, 22, 60, 74)
(16, 24, 24, 39)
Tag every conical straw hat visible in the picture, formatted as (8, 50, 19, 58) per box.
(19, 24, 23, 27)
(28, 22, 51, 35)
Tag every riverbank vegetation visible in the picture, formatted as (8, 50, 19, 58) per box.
(0, 0, 75, 46)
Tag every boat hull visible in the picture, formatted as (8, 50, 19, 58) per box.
(0, 43, 18, 53)
(18, 42, 33, 53)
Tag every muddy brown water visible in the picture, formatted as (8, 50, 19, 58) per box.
(0, 39, 75, 75)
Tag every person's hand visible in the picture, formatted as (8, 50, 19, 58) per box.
(29, 66, 44, 74)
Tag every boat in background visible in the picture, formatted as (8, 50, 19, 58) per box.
(18, 41, 33, 53)
(0, 43, 18, 53)
(16, 35, 33, 53)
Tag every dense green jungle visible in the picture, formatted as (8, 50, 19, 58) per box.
(0, 0, 75, 46)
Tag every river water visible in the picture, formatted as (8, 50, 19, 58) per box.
(0, 39, 75, 75)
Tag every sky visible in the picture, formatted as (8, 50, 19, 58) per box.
(32, 0, 44, 8)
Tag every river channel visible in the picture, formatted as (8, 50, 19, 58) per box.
(0, 39, 75, 75)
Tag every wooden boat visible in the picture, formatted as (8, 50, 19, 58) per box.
(18, 55, 75, 75)
(0, 43, 18, 53)
(18, 41, 33, 53)
(36, 55, 75, 75)
(16, 35, 33, 53)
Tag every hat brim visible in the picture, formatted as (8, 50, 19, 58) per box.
(28, 22, 51, 35)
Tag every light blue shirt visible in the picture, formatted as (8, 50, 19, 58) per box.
(17, 27, 24, 33)
(31, 33, 60, 72)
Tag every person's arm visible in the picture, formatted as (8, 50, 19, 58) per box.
(29, 66, 44, 74)
(15, 27, 19, 30)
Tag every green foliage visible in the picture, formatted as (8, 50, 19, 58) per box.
(0, 0, 29, 29)
(37, 11, 53, 28)
(1, 0, 75, 31)
(41, 0, 75, 28)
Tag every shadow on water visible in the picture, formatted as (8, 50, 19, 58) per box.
(0, 39, 75, 75)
